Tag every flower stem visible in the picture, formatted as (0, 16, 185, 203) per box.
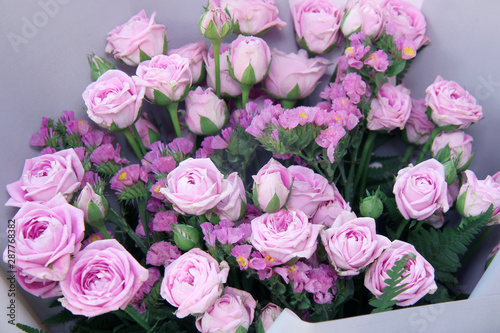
(97, 225, 112, 239)
(241, 84, 252, 108)
(394, 219, 410, 240)
(123, 129, 144, 160)
(137, 199, 151, 248)
(354, 131, 377, 197)
(166, 102, 182, 138)
(416, 127, 441, 164)
(124, 306, 151, 331)
(130, 123, 147, 155)
(108, 208, 148, 254)
(460, 226, 495, 266)
(212, 39, 222, 98)
(401, 144, 415, 166)
(281, 99, 296, 109)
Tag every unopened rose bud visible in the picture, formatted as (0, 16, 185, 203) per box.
(252, 159, 292, 213)
(88, 54, 115, 81)
(199, 5, 233, 40)
(229, 35, 271, 87)
(359, 194, 383, 219)
(173, 224, 201, 251)
(185, 87, 227, 135)
(443, 160, 457, 185)
(76, 183, 109, 227)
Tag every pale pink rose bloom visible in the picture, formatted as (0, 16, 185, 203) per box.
(6, 148, 85, 207)
(458, 170, 500, 225)
(204, 43, 242, 97)
(131, 113, 160, 149)
(365, 240, 437, 306)
(425, 76, 483, 130)
(393, 159, 449, 221)
(213, 172, 247, 222)
(195, 287, 256, 333)
(15, 269, 62, 298)
(404, 98, 435, 145)
(250, 208, 323, 263)
(342, 0, 383, 38)
(83, 70, 145, 130)
(217, 0, 286, 35)
(230, 35, 271, 85)
(134, 54, 192, 104)
(431, 131, 473, 169)
(286, 165, 334, 218)
(185, 87, 227, 135)
(105, 10, 166, 66)
(252, 158, 292, 213)
(160, 248, 229, 318)
(367, 82, 411, 132)
(312, 183, 351, 227)
(160, 158, 229, 216)
(263, 49, 331, 100)
(167, 41, 207, 84)
(320, 212, 391, 276)
(292, 0, 343, 54)
(59, 239, 149, 317)
(259, 303, 282, 331)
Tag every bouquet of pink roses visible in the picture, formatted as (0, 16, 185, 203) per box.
(5, 1, 499, 332)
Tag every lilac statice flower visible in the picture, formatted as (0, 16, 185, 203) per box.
(146, 197, 164, 213)
(364, 50, 389, 72)
(278, 109, 301, 130)
(82, 129, 114, 148)
(150, 156, 177, 175)
(29, 127, 56, 147)
(341, 73, 366, 104)
(315, 123, 347, 163)
(231, 244, 253, 270)
(304, 264, 337, 304)
(320, 83, 346, 101)
(248, 252, 278, 280)
(90, 143, 129, 165)
(201, 222, 217, 248)
(110, 164, 148, 192)
(150, 179, 169, 201)
(58, 110, 75, 123)
(152, 210, 178, 232)
(213, 220, 246, 245)
(167, 137, 194, 155)
(146, 241, 181, 266)
(131, 267, 161, 313)
(65, 119, 92, 136)
(38, 147, 56, 155)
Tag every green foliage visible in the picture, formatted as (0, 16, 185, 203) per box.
(16, 323, 50, 333)
(42, 308, 80, 325)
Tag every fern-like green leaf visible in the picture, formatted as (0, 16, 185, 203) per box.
(16, 323, 49, 333)
(42, 308, 80, 325)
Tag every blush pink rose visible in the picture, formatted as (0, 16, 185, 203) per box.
(367, 82, 411, 132)
(250, 208, 323, 263)
(167, 41, 208, 85)
(342, 0, 383, 38)
(185, 87, 227, 135)
(83, 70, 145, 130)
(252, 158, 292, 213)
(6, 148, 85, 207)
(195, 287, 256, 333)
(213, 172, 247, 222)
(105, 10, 166, 66)
(3, 194, 84, 281)
(286, 165, 334, 218)
(230, 35, 271, 86)
(263, 49, 330, 100)
(312, 183, 351, 227)
(160, 158, 229, 216)
(204, 43, 242, 97)
(425, 76, 483, 130)
(320, 212, 391, 276)
(59, 239, 149, 317)
(15, 269, 62, 298)
(134, 54, 192, 105)
(364, 240, 437, 306)
(259, 303, 282, 331)
(404, 98, 435, 145)
(292, 0, 343, 54)
(217, 0, 286, 35)
(393, 159, 449, 221)
(431, 131, 473, 170)
(160, 248, 229, 318)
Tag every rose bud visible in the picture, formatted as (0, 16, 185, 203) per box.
(87, 54, 114, 81)
(359, 193, 383, 219)
(167, 41, 208, 85)
(76, 183, 109, 228)
(185, 87, 227, 135)
(252, 158, 292, 213)
(259, 303, 282, 332)
(341, 0, 383, 39)
(173, 224, 201, 251)
(131, 113, 160, 149)
(213, 172, 247, 222)
(199, 5, 234, 40)
(431, 130, 473, 171)
(229, 35, 271, 86)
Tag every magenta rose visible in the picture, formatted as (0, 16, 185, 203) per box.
(403, 98, 435, 145)
(263, 49, 330, 100)
(342, 0, 383, 38)
(204, 43, 242, 97)
(83, 70, 145, 130)
(259, 303, 282, 331)
(312, 183, 351, 227)
(393, 159, 449, 220)
(292, 0, 343, 54)
(3, 194, 84, 281)
(105, 10, 166, 66)
(213, 172, 247, 222)
(252, 158, 292, 213)
(425, 76, 483, 130)
(160, 158, 229, 215)
(15, 269, 62, 298)
(286, 165, 334, 218)
(457, 170, 500, 225)
(320, 213, 391, 276)
(6, 149, 85, 207)
(59, 239, 149, 317)
(367, 82, 411, 131)
(160, 248, 229, 318)
(195, 287, 256, 333)
(230, 35, 271, 86)
(217, 0, 286, 36)
(364, 240, 437, 306)
(432, 131, 473, 170)
(167, 41, 207, 85)
(134, 54, 192, 105)
(250, 208, 323, 263)
(185, 87, 227, 135)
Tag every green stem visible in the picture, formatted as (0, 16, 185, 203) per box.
(166, 102, 182, 138)
(413, 219, 425, 234)
(212, 39, 222, 98)
(108, 208, 148, 254)
(123, 129, 144, 160)
(130, 123, 147, 155)
(461, 226, 495, 265)
(281, 99, 296, 109)
(394, 219, 410, 240)
(137, 199, 151, 247)
(354, 131, 377, 197)
(416, 127, 441, 164)
(97, 225, 112, 239)
(124, 306, 151, 331)
(241, 84, 252, 108)
(401, 144, 415, 166)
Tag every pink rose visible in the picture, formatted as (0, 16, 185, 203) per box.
(160, 158, 229, 215)
(105, 10, 166, 66)
(59, 239, 149, 317)
(263, 49, 330, 100)
(3, 194, 84, 281)
(312, 183, 351, 227)
(252, 158, 292, 213)
(230, 35, 271, 86)
(259, 303, 282, 331)
(217, 0, 286, 35)
(381, 0, 429, 49)
(404, 98, 435, 145)
(167, 41, 208, 85)
(83, 70, 145, 130)
(76, 183, 107, 225)
(132, 113, 160, 149)
(286, 165, 334, 218)
(134, 54, 192, 105)
(6, 148, 85, 207)
(204, 43, 242, 97)
(367, 82, 411, 131)
(213, 172, 247, 222)
(15, 269, 62, 298)
(185, 87, 227, 135)
(342, 0, 383, 38)
(364, 240, 437, 306)
(431, 131, 473, 170)
(195, 287, 256, 333)
(320, 213, 391, 276)
(393, 159, 449, 220)
(250, 208, 323, 263)
(160, 248, 229, 318)
(457, 170, 500, 225)
(292, 0, 343, 54)
(199, 4, 234, 40)
(425, 76, 483, 130)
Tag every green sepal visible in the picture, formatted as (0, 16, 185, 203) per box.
(284, 257, 299, 266)
(86, 200, 106, 228)
(456, 191, 467, 217)
(264, 193, 282, 213)
(285, 83, 302, 101)
(139, 48, 151, 62)
(200, 115, 220, 135)
(153, 89, 172, 106)
(235, 325, 248, 333)
(148, 128, 161, 144)
(443, 160, 457, 185)
(237, 199, 247, 221)
(433, 145, 451, 163)
(457, 152, 474, 173)
(240, 64, 257, 86)
(173, 224, 201, 251)
(256, 319, 266, 333)
(252, 184, 263, 211)
(162, 34, 168, 54)
(109, 121, 122, 132)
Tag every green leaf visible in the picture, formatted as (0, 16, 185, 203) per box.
(42, 308, 80, 325)
(16, 323, 50, 333)
(385, 60, 407, 77)
(199, 115, 220, 135)
(139, 49, 151, 62)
